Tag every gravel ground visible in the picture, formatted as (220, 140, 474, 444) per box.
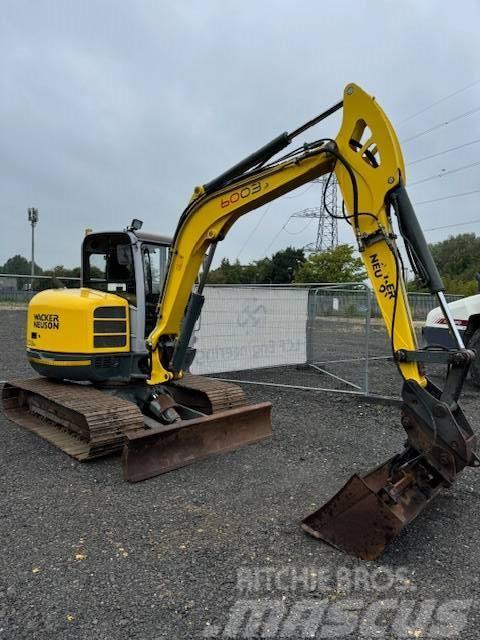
(1, 309, 480, 639)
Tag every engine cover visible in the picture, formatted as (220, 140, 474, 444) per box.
(26, 288, 132, 381)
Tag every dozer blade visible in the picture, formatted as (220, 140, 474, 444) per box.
(301, 453, 443, 560)
(122, 402, 272, 481)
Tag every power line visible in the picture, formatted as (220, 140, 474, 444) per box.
(263, 216, 294, 254)
(261, 181, 321, 253)
(413, 189, 480, 206)
(283, 182, 316, 199)
(399, 79, 480, 125)
(282, 219, 313, 235)
(401, 105, 480, 144)
(263, 197, 480, 253)
(237, 180, 321, 259)
(407, 138, 480, 166)
(409, 159, 480, 186)
(262, 217, 319, 259)
(262, 213, 315, 254)
(424, 219, 480, 232)
(235, 203, 272, 260)
(264, 183, 480, 254)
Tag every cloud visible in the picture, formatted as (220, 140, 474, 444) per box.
(1, 0, 480, 269)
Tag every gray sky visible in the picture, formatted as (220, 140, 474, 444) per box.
(2, 0, 480, 270)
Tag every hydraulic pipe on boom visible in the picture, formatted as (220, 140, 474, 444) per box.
(146, 83, 478, 559)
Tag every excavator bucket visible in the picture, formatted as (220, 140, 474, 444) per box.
(302, 373, 480, 560)
(302, 454, 443, 560)
(122, 402, 272, 481)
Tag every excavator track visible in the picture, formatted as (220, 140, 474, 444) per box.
(167, 373, 247, 413)
(1, 375, 254, 462)
(2, 378, 144, 460)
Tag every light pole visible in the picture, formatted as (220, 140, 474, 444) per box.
(28, 208, 39, 285)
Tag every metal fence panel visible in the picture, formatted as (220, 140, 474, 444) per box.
(0, 273, 81, 303)
(367, 290, 462, 321)
(305, 285, 371, 392)
(191, 286, 309, 375)
(405, 292, 462, 321)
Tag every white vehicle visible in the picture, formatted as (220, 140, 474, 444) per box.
(423, 294, 480, 386)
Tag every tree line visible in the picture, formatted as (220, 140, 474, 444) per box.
(207, 245, 365, 284)
(0, 254, 80, 279)
(1, 233, 480, 294)
(0, 255, 92, 290)
(209, 233, 480, 294)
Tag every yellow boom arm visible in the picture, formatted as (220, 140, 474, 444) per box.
(147, 83, 422, 386)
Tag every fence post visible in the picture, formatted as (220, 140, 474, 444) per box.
(364, 285, 371, 395)
(306, 288, 316, 364)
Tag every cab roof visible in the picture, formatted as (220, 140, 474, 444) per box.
(83, 229, 172, 247)
(133, 230, 172, 246)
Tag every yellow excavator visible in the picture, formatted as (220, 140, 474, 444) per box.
(2, 83, 479, 560)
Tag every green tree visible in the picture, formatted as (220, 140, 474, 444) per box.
(408, 233, 480, 295)
(207, 258, 244, 284)
(251, 256, 273, 283)
(294, 244, 366, 283)
(269, 246, 305, 283)
(207, 247, 305, 284)
(430, 233, 480, 282)
(443, 277, 477, 297)
(42, 265, 81, 278)
(1, 254, 43, 275)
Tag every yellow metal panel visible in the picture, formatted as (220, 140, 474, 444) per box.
(27, 288, 130, 355)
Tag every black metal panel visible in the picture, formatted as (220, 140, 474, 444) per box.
(390, 186, 444, 293)
(94, 306, 126, 319)
(93, 320, 127, 334)
(94, 335, 127, 348)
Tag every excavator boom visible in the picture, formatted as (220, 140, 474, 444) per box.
(147, 84, 422, 387)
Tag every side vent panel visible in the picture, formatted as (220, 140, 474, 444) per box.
(93, 306, 128, 351)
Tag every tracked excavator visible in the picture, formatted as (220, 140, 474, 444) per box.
(3, 83, 479, 559)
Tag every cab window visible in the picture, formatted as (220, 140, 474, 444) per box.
(142, 243, 168, 335)
(83, 234, 136, 301)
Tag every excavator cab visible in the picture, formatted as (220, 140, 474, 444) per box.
(22, 223, 173, 383)
(82, 224, 170, 337)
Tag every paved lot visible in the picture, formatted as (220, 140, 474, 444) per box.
(1, 309, 479, 639)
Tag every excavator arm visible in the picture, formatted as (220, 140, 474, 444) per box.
(146, 83, 478, 559)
